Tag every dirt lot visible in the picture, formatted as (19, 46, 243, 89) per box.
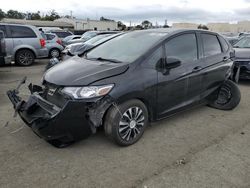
(0, 60, 250, 188)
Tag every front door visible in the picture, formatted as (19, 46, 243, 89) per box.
(157, 32, 202, 119)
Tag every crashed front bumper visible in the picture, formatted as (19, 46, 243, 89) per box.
(6, 86, 106, 146)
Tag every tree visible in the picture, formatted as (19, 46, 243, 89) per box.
(0, 9, 5, 20)
(117, 21, 126, 30)
(141, 20, 152, 29)
(30, 11, 41, 20)
(41, 10, 60, 21)
(163, 24, 170, 28)
(198, 24, 209, 30)
(100, 16, 114, 22)
(6, 9, 26, 19)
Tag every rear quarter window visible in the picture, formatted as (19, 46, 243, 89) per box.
(218, 36, 229, 52)
(9, 25, 37, 38)
(202, 34, 222, 57)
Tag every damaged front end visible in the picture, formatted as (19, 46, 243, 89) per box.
(7, 77, 114, 148)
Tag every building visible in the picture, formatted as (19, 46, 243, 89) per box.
(172, 21, 250, 33)
(0, 18, 74, 29)
(172, 22, 199, 29)
(55, 18, 118, 31)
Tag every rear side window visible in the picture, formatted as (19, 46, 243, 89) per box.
(53, 32, 71, 38)
(45, 34, 55, 40)
(10, 26, 37, 38)
(202, 34, 222, 57)
(165, 33, 198, 62)
(218, 36, 229, 52)
(0, 25, 8, 38)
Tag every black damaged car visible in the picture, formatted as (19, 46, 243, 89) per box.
(7, 29, 241, 148)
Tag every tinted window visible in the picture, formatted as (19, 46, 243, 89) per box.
(165, 33, 198, 62)
(219, 36, 229, 52)
(10, 26, 36, 38)
(45, 34, 55, 40)
(87, 31, 167, 63)
(53, 32, 71, 38)
(144, 47, 163, 67)
(202, 34, 222, 57)
(0, 25, 8, 38)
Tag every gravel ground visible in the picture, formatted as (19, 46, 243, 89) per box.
(0, 60, 249, 188)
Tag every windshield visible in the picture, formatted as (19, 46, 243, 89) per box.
(234, 37, 250, 48)
(86, 31, 167, 63)
(84, 34, 112, 45)
(81, 31, 97, 39)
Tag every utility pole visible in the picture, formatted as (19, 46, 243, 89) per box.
(70, 10, 73, 19)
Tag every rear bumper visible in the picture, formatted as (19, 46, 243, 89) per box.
(36, 48, 49, 58)
(7, 89, 92, 146)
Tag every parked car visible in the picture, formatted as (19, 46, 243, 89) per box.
(0, 30, 11, 65)
(43, 33, 64, 58)
(233, 36, 250, 79)
(48, 30, 73, 39)
(45, 33, 123, 70)
(63, 33, 123, 59)
(7, 29, 240, 148)
(62, 35, 81, 46)
(0, 23, 48, 66)
(65, 31, 120, 45)
(224, 36, 239, 46)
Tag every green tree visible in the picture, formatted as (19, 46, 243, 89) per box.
(30, 11, 41, 20)
(41, 10, 60, 21)
(117, 21, 126, 30)
(6, 9, 26, 19)
(198, 24, 209, 30)
(0, 9, 5, 20)
(141, 20, 152, 29)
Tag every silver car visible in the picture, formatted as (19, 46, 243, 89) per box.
(44, 33, 64, 58)
(0, 23, 48, 66)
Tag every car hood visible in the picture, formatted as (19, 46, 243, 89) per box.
(234, 48, 250, 60)
(44, 56, 129, 86)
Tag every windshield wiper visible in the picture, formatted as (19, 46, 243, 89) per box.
(87, 57, 122, 63)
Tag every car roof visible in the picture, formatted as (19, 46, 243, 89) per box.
(0, 23, 36, 29)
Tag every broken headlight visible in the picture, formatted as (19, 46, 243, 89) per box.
(61, 84, 114, 99)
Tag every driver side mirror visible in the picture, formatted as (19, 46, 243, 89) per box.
(156, 57, 181, 75)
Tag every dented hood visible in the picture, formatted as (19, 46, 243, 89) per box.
(44, 56, 129, 86)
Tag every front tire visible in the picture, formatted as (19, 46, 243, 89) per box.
(104, 99, 148, 146)
(209, 80, 241, 110)
(15, 49, 35, 66)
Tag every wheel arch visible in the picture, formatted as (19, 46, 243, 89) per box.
(14, 47, 36, 61)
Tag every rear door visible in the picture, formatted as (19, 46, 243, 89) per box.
(9, 25, 39, 51)
(199, 32, 231, 99)
(0, 25, 14, 58)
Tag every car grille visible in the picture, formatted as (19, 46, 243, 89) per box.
(43, 83, 68, 108)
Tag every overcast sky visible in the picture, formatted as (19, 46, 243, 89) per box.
(2, 0, 250, 25)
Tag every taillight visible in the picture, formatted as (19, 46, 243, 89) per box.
(40, 39, 46, 48)
(56, 39, 62, 45)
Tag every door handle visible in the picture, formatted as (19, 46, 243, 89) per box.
(192, 66, 202, 73)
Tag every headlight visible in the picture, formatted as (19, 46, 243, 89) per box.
(61, 84, 114, 99)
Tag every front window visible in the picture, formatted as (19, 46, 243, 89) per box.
(81, 32, 97, 40)
(86, 31, 167, 63)
(84, 34, 111, 45)
(234, 37, 250, 48)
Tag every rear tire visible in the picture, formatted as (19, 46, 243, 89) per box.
(15, 49, 35, 66)
(104, 99, 148, 146)
(49, 48, 60, 58)
(208, 80, 241, 110)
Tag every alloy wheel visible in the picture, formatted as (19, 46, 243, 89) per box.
(118, 106, 145, 141)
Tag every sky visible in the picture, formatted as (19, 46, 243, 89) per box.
(2, 0, 250, 25)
